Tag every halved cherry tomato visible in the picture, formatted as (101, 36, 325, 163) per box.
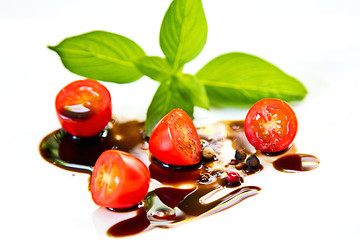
(149, 108, 201, 166)
(55, 79, 112, 137)
(149, 108, 202, 166)
(244, 98, 298, 153)
(90, 150, 150, 209)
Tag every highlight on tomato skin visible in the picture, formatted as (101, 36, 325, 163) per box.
(55, 79, 112, 137)
(90, 150, 151, 209)
(149, 108, 202, 166)
(244, 98, 298, 153)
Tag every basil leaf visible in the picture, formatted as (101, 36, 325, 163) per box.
(196, 52, 308, 107)
(134, 56, 172, 81)
(145, 78, 194, 136)
(178, 73, 210, 110)
(48, 30, 146, 84)
(160, 0, 207, 70)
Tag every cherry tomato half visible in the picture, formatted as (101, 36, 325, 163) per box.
(149, 108, 202, 166)
(244, 98, 298, 153)
(55, 79, 112, 137)
(90, 150, 150, 209)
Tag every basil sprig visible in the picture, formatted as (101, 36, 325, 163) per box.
(49, 0, 307, 136)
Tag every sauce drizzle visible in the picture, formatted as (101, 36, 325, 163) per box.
(39, 119, 319, 237)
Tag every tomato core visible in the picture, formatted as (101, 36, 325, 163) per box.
(171, 118, 198, 158)
(95, 162, 121, 197)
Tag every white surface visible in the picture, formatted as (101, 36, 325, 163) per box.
(1, 0, 360, 239)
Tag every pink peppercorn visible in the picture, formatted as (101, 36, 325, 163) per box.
(226, 171, 242, 185)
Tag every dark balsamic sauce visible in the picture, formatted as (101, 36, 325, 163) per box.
(154, 187, 195, 209)
(60, 103, 94, 121)
(107, 207, 151, 237)
(39, 119, 319, 237)
(149, 159, 202, 186)
(272, 154, 320, 172)
(39, 120, 147, 173)
(261, 147, 291, 156)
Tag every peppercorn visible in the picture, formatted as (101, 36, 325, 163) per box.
(211, 169, 225, 178)
(199, 173, 211, 182)
(235, 149, 246, 162)
(226, 171, 243, 186)
(202, 146, 215, 160)
(200, 139, 209, 149)
(245, 155, 260, 172)
(229, 159, 238, 165)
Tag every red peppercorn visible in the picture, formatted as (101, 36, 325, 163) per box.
(226, 171, 242, 185)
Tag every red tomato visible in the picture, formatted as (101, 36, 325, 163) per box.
(55, 79, 112, 137)
(90, 150, 150, 209)
(149, 108, 202, 166)
(244, 98, 298, 153)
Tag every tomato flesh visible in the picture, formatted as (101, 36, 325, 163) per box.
(149, 109, 202, 166)
(90, 150, 150, 209)
(55, 79, 112, 137)
(244, 98, 298, 153)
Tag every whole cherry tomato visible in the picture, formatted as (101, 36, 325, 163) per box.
(149, 108, 202, 166)
(244, 98, 298, 153)
(90, 150, 150, 209)
(55, 79, 112, 137)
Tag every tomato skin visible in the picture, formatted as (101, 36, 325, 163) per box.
(90, 150, 150, 209)
(149, 109, 202, 166)
(55, 79, 112, 137)
(244, 98, 298, 153)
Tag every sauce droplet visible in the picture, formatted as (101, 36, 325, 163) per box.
(272, 154, 319, 172)
(151, 208, 176, 220)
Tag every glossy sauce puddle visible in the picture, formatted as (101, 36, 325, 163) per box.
(39, 119, 319, 237)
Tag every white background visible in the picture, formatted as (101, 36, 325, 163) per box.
(1, 0, 360, 239)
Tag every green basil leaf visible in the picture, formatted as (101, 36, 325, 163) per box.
(160, 0, 207, 70)
(196, 52, 308, 107)
(145, 78, 194, 136)
(48, 30, 146, 84)
(134, 56, 172, 81)
(178, 73, 210, 110)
